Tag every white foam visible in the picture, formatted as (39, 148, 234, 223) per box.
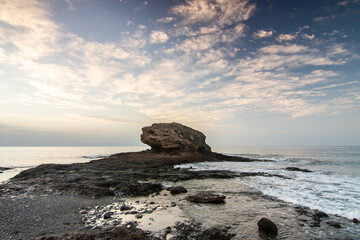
(175, 161, 360, 220)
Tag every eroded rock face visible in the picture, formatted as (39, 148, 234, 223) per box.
(140, 122, 211, 152)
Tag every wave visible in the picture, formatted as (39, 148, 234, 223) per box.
(82, 154, 110, 159)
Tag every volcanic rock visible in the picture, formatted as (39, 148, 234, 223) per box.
(184, 192, 226, 203)
(168, 186, 188, 195)
(140, 122, 211, 152)
(257, 218, 278, 236)
(327, 221, 341, 228)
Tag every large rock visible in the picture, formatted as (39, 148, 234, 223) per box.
(140, 122, 211, 152)
(257, 218, 278, 236)
(184, 192, 226, 203)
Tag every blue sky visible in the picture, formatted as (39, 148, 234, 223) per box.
(0, 0, 359, 146)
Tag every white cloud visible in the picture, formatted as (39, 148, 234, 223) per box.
(64, 0, 75, 10)
(302, 33, 315, 40)
(149, 31, 169, 44)
(253, 29, 274, 39)
(276, 34, 296, 42)
(259, 44, 309, 54)
(156, 17, 175, 23)
(171, 0, 255, 26)
(0, 0, 358, 131)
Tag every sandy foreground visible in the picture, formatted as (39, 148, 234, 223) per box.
(0, 151, 359, 239)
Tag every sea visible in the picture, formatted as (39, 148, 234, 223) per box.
(0, 146, 359, 220)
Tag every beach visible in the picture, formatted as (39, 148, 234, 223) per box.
(1, 148, 359, 239)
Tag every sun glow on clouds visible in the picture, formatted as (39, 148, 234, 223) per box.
(0, 0, 359, 145)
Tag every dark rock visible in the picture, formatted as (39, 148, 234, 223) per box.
(37, 226, 151, 239)
(173, 222, 234, 240)
(314, 209, 329, 218)
(0, 167, 12, 171)
(284, 167, 312, 172)
(327, 221, 341, 228)
(168, 186, 188, 195)
(120, 205, 133, 211)
(103, 212, 114, 219)
(125, 211, 138, 215)
(140, 122, 211, 152)
(119, 182, 163, 196)
(257, 218, 278, 236)
(310, 221, 321, 227)
(184, 192, 226, 203)
(353, 218, 359, 224)
(135, 213, 143, 219)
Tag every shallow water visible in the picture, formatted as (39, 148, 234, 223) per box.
(85, 178, 360, 239)
(177, 146, 360, 220)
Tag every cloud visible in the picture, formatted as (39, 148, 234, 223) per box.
(0, 0, 358, 132)
(156, 17, 176, 23)
(276, 34, 296, 42)
(253, 29, 274, 39)
(302, 33, 315, 40)
(0, 0, 61, 60)
(149, 30, 169, 44)
(171, 0, 255, 27)
(259, 44, 309, 54)
(64, 0, 75, 10)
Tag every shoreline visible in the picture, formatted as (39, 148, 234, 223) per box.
(1, 150, 359, 239)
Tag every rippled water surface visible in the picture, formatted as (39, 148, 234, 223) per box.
(178, 146, 360, 220)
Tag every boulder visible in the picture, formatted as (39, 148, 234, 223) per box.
(257, 218, 278, 236)
(184, 192, 226, 203)
(314, 209, 329, 218)
(168, 186, 188, 195)
(140, 122, 211, 152)
(326, 221, 341, 228)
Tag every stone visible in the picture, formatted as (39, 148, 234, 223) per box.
(184, 192, 226, 203)
(168, 186, 188, 195)
(103, 212, 114, 219)
(327, 221, 341, 228)
(284, 167, 312, 172)
(314, 209, 329, 218)
(120, 205, 133, 211)
(257, 218, 278, 236)
(353, 218, 359, 224)
(140, 122, 211, 152)
(135, 213, 143, 219)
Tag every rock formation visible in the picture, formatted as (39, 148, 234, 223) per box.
(140, 122, 211, 152)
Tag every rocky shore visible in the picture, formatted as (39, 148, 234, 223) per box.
(0, 123, 358, 239)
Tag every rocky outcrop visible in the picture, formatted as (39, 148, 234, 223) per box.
(185, 192, 226, 203)
(140, 122, 211, 152)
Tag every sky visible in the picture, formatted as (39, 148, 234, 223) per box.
(0, 0, 359, 147)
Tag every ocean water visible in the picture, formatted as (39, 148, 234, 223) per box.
(0, 146, 148, 182)
(178, 146, 360, 220)
(0, 146, 359, 220)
